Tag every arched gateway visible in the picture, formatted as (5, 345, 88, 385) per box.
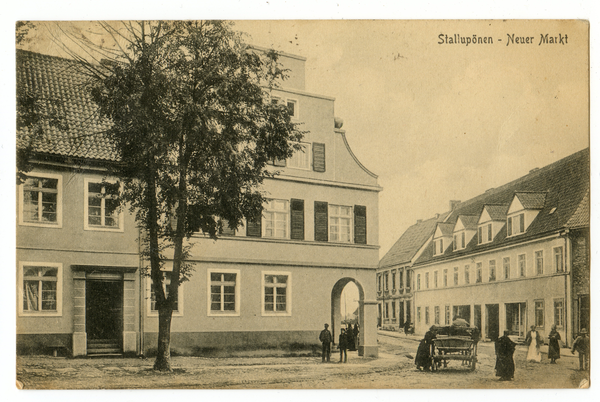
(331, 278, 379, 357)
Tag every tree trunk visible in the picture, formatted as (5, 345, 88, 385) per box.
(154, 305, 173, 371)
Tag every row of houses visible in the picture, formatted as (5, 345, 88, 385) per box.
(16, 49, 381, 357)
(378, 148, 590, 346)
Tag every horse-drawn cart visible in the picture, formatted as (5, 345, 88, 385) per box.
(430, 326, 480, 371)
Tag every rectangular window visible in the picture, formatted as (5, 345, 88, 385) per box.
(507, 217, 513, 236)
(503, 257, 510, 279)
(478, 227, 483, 244)
(453, 235, 457, 251)
(85, 179, 122, 230)
(439, 239, 444, 254)
(433, 271, 438, 288)
(208, 270, 239, 315)
(287, 142, 310, 170)
(263, 199, 289, 239)
(417, 307, 421, 323)
(20, 173, 62, 227)
(392, 271, 396, 290)
(461, 232, 466, 248)
(443, 269, 448, 287)
(286, 99, 298, 119)
(489, 260, 496, 281)
(425, 306, 430, 325)
(329, 204, 352, 243)
(509, 213, 526, 236)
(554, 246, 564, 273)
(476, 262, 482, 283)
(535, 250, 544, 275)
(384, 272, 389, 291)
(399, 269, 404, 288)
(518, 254, 526, 277)
(554, 299, 564, 328)
(464, 265, 470, 284)
(445, 305, 450, 325)
(425, 272, 429, 289)
(19, 262, 62, 316)
(150, 272, 181, 315)
(453, 267, 459, 286)
(384, 302, 389, 319)
(535, 300, 544, 327)
(434, 306, 440, 325)
(377, 274, 382, 292)
(312, 143, 326, 172)
(263, 272, 291, 315)
(392, 302, 396, 319)
(487, 224, 492, 242)
(417, 274, 421, 291)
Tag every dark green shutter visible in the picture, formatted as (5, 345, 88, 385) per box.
(312, 143, 326, 172)
(354, 205, 367, 244)
(314, 201, 328, 241)
(219, 219, 235, 236)
(290, 199, 305, 240)
(246, 217, 262, 237)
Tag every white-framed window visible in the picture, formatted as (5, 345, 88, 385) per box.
(434, 239, 444, 255)
(535, 299, 545, 327)
(286, 98, 299, 119)
(453, 267, 459, 286)
(503, 257, 511, 279)
(329, 204, 353, 243)
(148, 270, 183, 317)
(262, 271, 291, 316)
(84, 178, 123, 231)
(18, 262, 62, 316)
(434, 306, 440, 325)
(287, 142, 311, 170)
(207, 269, 240, 316)
(417, 306, 421, 323)
(507, 213, 525, 236)
(391, 270, 396, 290)
(518, 254, 527, 277)
(478, 223, 492, 244)
(554, 299, 564, 328)
(433, 271, 438, 288)
(489, 260, 496, 281)
(384, 271, 389, 291)
(425, 272, 430, 289)
(476, 262, 483, 283)
(416, 273, 421, 290)
(535, 250, 544, 275)
(263, 199, 289, 239)
(443, 269, 448, 287)
(554, 246, 564, 272)
(425, 306, 430, 325)
(19, 172, 62, 227)
(464, 265, 470, 284)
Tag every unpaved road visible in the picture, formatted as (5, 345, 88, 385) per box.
(16, 333, 589, 389)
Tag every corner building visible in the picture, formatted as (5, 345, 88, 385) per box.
(16, 49, 381, 357)
(380, 149, 589, 347)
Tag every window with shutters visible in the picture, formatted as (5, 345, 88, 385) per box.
(262, 272, 291, 316)
(328, 204, 352, 243)
(263, 199, 289, 239)
(208, 269, 240, 316)
(19, 173, 62, 227)
(288, 142, 310, 170)
(19, 262, 62, 316)
(312, 143, 326, 172)
(507, 213, 525, 236)
(84, 178, 123, 231)
(478, 223, 493, 244)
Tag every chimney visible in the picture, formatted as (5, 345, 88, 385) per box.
(434, 213, 440, 219)
(449, 200, 461, 211)
(417, 219, 423, 224)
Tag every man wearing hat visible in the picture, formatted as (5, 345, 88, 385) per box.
(571, 328, 590, 371)
(319, 323, 333, 363)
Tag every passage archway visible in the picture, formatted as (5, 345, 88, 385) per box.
(331, 277, 378, 357)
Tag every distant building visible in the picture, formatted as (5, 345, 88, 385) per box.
(379, 149, 589, 346)
(16, 48, 382, 357)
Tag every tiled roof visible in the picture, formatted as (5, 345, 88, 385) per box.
(379, 212, 449, 269)
(456, 215, 479, 230)
(436, 222, 454, 237)
(483, 204, 509, 221)
(409, 148, 589, 265)
(515, 192, 547, 210)
(16, 50, 117, 161)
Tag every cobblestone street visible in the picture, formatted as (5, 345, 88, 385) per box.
(16, 332, 589, 390)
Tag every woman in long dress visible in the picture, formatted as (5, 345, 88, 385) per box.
(525, 325, 542, 362)
(415, 326, 437, 371)
(547, 324, 561, 364)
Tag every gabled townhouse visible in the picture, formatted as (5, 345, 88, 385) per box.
(16, 48, 382, 358)
(377, 212, 449, 329)
(381, 148, 589, 346)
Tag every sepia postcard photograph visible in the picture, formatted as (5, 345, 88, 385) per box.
(6, 2, 595, 399)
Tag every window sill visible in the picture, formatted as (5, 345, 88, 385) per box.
(19, 311, 62, 317)
(19, 221, 62, 229)
(84, 225, 124, 233)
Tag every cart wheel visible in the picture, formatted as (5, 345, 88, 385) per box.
(470, 357, 477, 371)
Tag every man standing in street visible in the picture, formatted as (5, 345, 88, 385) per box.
(319, 323, 333, 363)
(571, 328, 590, 371)
(338, 328, 348, 363)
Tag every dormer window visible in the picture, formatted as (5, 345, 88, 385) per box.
(453, 215, 477, 251)
(478, 223, 493, 244)
(434, 239, 444, 255)
(507, 213, 525, 236)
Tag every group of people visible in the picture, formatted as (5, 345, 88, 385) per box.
(495, 325, 590, 381)
(413, 322, 590, 380)
(319, 323, 360, 363)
